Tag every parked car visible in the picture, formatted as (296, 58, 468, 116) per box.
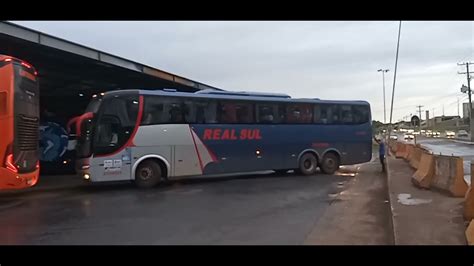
(390, 135, 398, 140)
(404, 134, 414, 140)
(458, 130, 469, 137)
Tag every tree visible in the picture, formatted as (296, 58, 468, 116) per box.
(372, 120, 384, 135)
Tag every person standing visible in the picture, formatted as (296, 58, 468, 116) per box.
(374, 137, 386, 173)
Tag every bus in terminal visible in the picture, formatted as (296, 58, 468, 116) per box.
(74, 89, 372, 188)
(0, 55, 40, 190)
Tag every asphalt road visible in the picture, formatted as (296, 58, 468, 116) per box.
(0, 155, 392, 245)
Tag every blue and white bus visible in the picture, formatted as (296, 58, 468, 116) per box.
(74, 89, 372, 188)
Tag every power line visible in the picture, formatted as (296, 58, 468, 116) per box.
(387, 92, 462, 113)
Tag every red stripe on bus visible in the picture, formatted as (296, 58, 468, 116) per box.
(205, 145, 218, 162)
(189, 126, 204, 172)
(96, 96, 144, 158)
(191, 128, 218, 163)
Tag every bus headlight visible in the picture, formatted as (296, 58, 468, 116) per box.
(83, 173, 91, 180)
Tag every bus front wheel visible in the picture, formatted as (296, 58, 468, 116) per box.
(321, 152, 340, 175)
(135, 160, 162, 188)
(297, 153, 318, 175)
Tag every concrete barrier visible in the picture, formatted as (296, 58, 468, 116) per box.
(466, 220, 474, 245)
(409, 146, 422, 170)
(389, 140, 397, 153)
(464, 161, 474, 220)
(404, 144, 414, 161)
(396, 143, 407, 159)
(465, 186, 474, 220)
(431, 155, 468, 197)
(412, 151, 435, 188)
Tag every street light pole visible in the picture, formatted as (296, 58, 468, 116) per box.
(388, 21, 402, 141)
(378, 69, 389, 124)
(458, 62, 473, 141)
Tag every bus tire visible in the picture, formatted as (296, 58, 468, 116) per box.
(321, 152, 340, 175)
(135, 160, 162, 188)
(298, 153, 318, 175)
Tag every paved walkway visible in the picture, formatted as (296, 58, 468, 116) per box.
(386, 155, 467, 245)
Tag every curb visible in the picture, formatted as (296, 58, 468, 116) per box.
(385, 153, 398, 245)
(0, 181, 86, 197)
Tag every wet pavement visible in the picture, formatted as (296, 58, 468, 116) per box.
(387, 155, 466, 244)
(0, 169, 360, 244)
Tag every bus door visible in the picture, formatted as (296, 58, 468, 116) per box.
(80, 94, 140, 181)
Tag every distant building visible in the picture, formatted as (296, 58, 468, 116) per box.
(424, 115, 462, 130)
(463, 102, 472, 119)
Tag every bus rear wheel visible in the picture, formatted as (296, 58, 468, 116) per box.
(135, 160, 162, 188)
(298, 153, 318, 175)
(321, 152, 340, 175)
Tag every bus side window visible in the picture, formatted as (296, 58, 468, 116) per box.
(195, 101, 207, 124)
(300, 104, 313, 123)
(169, 104, 184, 123)
(278, 104, 287, 123)
(257, 103, 278, 123)
(341, 105, 353, 124)
(142, 96, 164, 125)
(313, 104, 321, 123)
(236, 103, 254, 123)
(183, 99, 195, 123)
(0, 92, 6, 116)
(286, 104, 312, 124)
(331, 105, 340, 124)
(205, 100, 218, 123)
(320, 104, 330, 124)
(218, 101, 237, 123)
(353, 105, 370, 124)
(285, 104, 300, 123)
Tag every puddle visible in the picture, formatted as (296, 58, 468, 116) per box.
(397, 193, 432, 206)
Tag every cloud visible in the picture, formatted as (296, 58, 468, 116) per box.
(11, 21, 474, 121)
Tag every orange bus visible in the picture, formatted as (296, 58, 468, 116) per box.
(0, 55, 40, 190)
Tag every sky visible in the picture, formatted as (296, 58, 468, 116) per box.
(12, 21, 474, 122)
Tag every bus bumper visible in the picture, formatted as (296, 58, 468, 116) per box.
(0, 168, 39, 190)
(76, 158, 92, 181)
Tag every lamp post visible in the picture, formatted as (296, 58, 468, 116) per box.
(378, 69, 389, 125)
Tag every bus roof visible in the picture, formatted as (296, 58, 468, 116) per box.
(104, 89, 370, 105)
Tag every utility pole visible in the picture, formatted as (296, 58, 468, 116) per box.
(458, 62, 473, 141)
(416, 105, 423, 120)
(432, 108, 435, 131)
(443, 104, 445, 116)
(416, 105, 423, 130)
(378, 69, 389, 124)
(458, 97, 460, 117)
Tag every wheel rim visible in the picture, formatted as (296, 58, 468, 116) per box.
(325, 158, 336, 170)
(139, 167, 153, 180)
(303, 158, 314, 171)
